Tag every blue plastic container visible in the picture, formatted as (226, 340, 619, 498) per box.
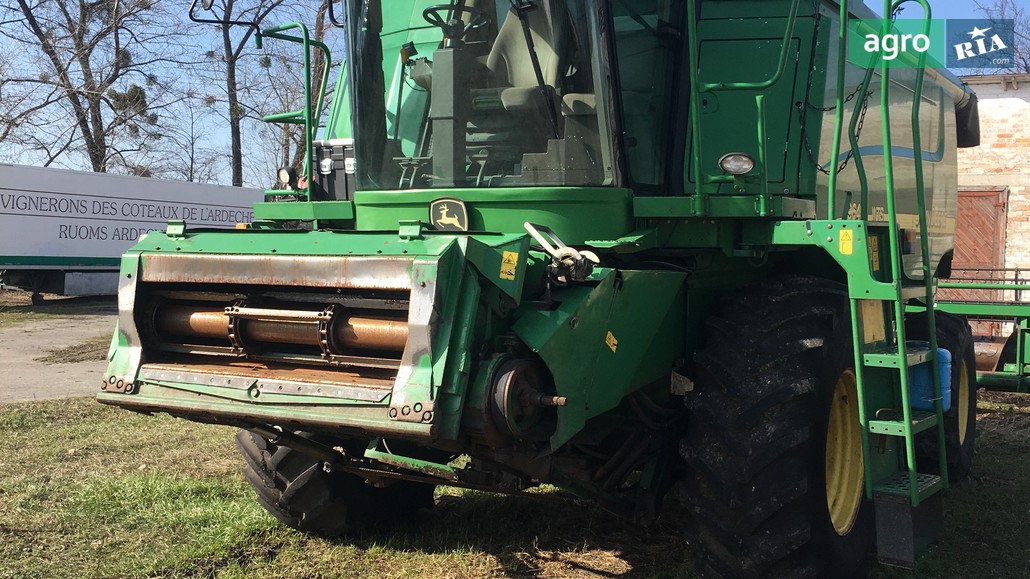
(907, 341, 951, 412)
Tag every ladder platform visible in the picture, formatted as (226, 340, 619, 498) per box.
(863, 345, 933, 368)
(868, 410, 938, 436)
(873, 472, 944, 501)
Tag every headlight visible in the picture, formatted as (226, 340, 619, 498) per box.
(277, 167, 298, 189)
(718, 153, 755, 176)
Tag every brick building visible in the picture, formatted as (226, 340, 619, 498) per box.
(957, 74, 1030, 274)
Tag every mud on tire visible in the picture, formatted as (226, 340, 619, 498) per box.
(681, 276, 874, 578)
(236, 430, 435, 537)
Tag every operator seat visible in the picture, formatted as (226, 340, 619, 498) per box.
(466, 0, 573, 179)
(485, 0, 570, 108)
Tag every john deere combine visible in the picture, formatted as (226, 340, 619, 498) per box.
(99, 0, 983, 574)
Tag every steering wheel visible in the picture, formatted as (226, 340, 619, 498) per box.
(422, 4, 490, 42)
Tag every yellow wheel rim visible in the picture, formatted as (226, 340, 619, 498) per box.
(825, 369, 865, 536)
(957, 359, 971, 444)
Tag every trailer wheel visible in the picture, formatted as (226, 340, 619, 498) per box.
(681, 276, 874, 577)
(235, 430, 436, 536)
(906, 311, 977, 482)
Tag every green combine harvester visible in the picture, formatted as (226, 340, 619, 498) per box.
(100, 0, 1010, 574)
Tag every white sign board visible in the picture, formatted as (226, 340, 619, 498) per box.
(0, 164, 259, 266)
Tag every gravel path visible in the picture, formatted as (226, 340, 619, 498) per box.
(0, 294, 118, 403)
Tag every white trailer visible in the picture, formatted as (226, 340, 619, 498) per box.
(0, 164, 259, 302)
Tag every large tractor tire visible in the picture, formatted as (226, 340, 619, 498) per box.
(681, 276, 874, 578)
(235, 430, 435, 536)
(906, 311, 977, 482)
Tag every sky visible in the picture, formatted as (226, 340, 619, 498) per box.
(0, 0, 1026, 181)
(869, 0, 1030, 19)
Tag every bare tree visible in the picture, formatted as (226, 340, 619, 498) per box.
(260, 0, 333, 180)
(0, 0, 187, 172)
(154, 90, 225, 183)
(976, 0, 1030, 73)
(193, 0, 290, 186)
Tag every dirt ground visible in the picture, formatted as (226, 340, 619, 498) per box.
(0, 289, 118, 403)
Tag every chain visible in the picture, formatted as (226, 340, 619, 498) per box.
(795, 82, 869, 173)
(807, 83, 864, 112)
(796, 2, 877, 177)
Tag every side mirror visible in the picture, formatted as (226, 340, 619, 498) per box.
(189, 0, 263, 48)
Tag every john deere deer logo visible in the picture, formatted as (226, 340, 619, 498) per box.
(430, 198, 468, 231)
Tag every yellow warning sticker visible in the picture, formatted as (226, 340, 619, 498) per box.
(839, 229, 853, 256)
(500, 251, 518, 281)
(869, 236, 880, 272)
(605, 331, 618, 353)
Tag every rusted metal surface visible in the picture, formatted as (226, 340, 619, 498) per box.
(244, 319, 322, 346)
(974, 337, 1007, 372)
(141, 254, 414, 290)
(156, 304, 231, 339)
(154, 302, 408, 352)
(97, 388, 434, 439)
(141, 361, 395, 385)
(140, 361, 395, 401)
(390, 260, 437, 423)
(228, 306, 329, 321)
(335, 316, 408, 351)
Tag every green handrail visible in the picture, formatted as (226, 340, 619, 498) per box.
(259, 22, 332, 201)
(697, 0, 802, 92)
(826, 0, 849, 219)
(877, 0, 947, 504)
(685, 0, 802, 215)
(876, 0, 923, 504)
(899, 0, 949, 493)
(685, 0, 705, 215)
(847, 65, 876, 220)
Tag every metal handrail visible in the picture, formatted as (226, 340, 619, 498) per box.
(940, 269, 1030, 303)
(259, 22, 333, 201)
(685, 0, 802, 216)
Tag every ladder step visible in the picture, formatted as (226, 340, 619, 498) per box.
(874, 472, 944, 501)
(868, 410, 938, 436)
(863, 345, 933, 368)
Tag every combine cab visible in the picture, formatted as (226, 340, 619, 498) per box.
(100, 0, 984, 574)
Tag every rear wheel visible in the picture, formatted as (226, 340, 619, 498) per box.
(906, 311, 977, 482)
(236, 430, 435, 536)
(681, 276, 874, 577)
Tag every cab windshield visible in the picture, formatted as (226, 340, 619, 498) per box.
(345, 0, 613, 190)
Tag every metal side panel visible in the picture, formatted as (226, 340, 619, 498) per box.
(140, 253, 413, 290)
(101, 254, 143, 393)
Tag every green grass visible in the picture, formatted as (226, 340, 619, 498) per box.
(1, 395, 1029, 578)
(33, 334, 112, 363)
(872, 391, 1030, 579)
(0, 398, 691, 579)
